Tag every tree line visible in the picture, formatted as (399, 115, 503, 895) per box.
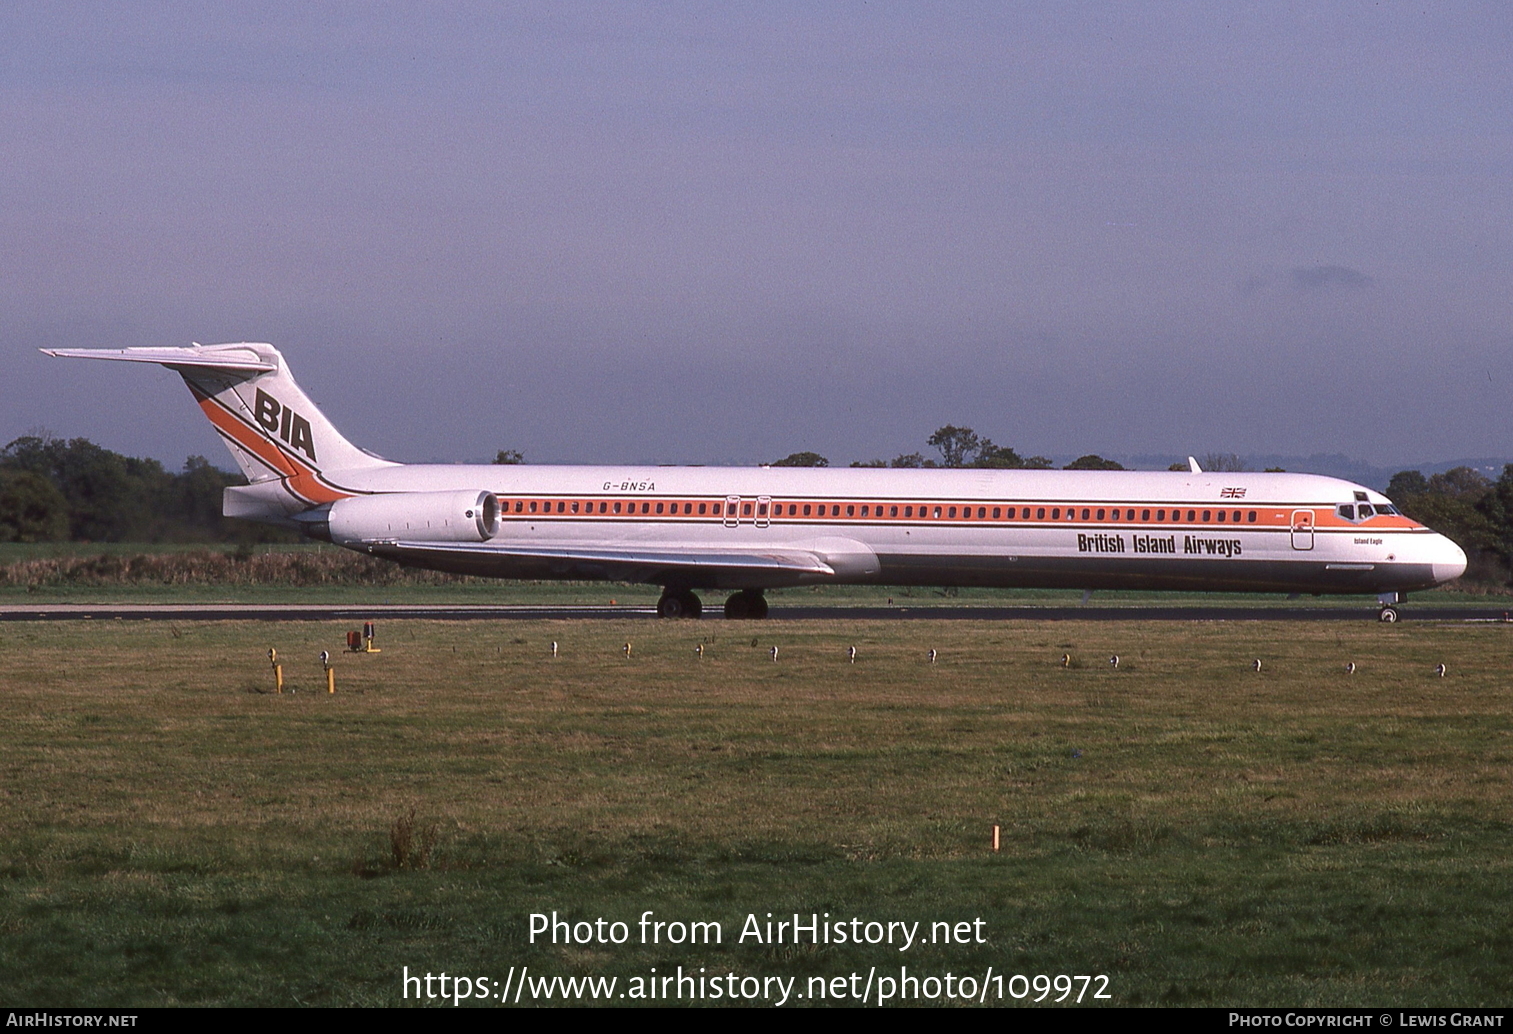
(772, 426, 1122, 471)
(0, 434, 281, 543)
(1386, 466, 1513, 584)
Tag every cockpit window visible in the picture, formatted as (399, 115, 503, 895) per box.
(1338, 502, 1394, 521)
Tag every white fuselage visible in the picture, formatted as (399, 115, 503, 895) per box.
(294, 463, 1466, 595)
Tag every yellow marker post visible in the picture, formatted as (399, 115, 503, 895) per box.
(321, 650, 335, 694)
(269, 648, 283, 694)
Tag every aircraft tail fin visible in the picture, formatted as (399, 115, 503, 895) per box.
(41, 343, 395, 506)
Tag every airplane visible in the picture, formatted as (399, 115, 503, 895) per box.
(44, 342, 1467, 622)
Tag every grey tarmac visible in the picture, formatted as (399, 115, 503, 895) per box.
(2, 603, 1510, 623)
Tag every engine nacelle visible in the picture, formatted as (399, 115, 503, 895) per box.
(321, 490, 498, 544)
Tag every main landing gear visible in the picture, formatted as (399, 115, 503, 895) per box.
(656, 588, 703, 619)
(653, 588, 769, 619)
(722, 589, 768, 620)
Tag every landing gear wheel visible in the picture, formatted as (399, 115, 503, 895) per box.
(723, 589, 768, 620)
(1378, 606, 1399, 623)
(657, 589, 703, 619)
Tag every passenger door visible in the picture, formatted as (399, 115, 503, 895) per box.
(1290, 509, 1315, 550)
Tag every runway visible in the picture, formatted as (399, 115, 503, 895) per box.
(2, 603, 1510, 623)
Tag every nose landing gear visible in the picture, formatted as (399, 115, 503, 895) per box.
(1377, 591, 1401, 623)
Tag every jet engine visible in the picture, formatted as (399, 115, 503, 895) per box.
(313, 490, 499, 544)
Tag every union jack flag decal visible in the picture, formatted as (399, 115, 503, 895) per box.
(1220, 487, 1247, 498)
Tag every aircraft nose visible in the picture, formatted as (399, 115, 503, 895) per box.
(1431, 535, 1467, 585)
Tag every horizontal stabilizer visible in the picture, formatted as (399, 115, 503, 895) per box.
(42, 345, 278, 373)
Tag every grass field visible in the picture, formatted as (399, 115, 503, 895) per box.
(2, 617, 1511, 1007)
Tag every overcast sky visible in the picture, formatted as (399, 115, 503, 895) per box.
(3, 3, 1510, 470)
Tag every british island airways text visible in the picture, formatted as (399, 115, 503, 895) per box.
(1081, 533, 1242, 557)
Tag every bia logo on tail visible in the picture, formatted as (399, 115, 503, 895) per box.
(254, 389, 317, 463)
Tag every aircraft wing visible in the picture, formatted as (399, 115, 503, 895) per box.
(375, 540, 837, 585)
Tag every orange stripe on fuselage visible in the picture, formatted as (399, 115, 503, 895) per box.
(492, 495, 1429, 533)
(196, 396, 350, 505)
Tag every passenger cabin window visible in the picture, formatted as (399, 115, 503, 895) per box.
(743, 503, 752, 516)
(1142, 509, 1151, 521)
